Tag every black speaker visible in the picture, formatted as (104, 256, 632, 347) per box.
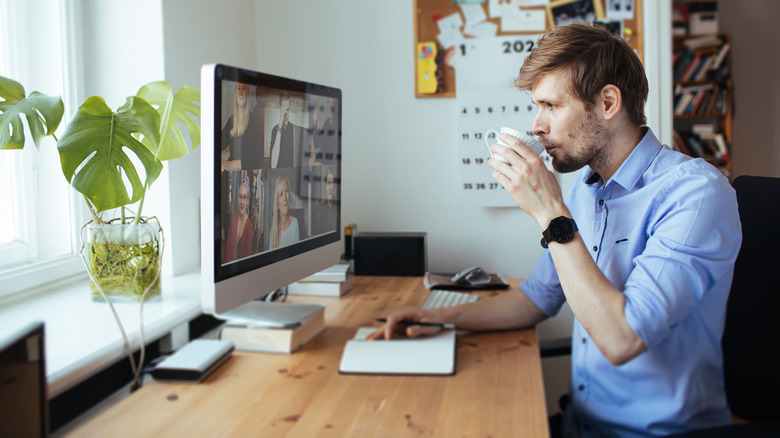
(353, 232, 427, 276)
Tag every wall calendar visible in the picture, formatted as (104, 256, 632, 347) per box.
(455, 35, 556, 207)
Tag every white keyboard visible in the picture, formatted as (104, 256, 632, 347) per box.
(422, 289, 479, 309)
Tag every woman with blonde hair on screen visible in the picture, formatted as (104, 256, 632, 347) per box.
(270, 174, 299, 249)
(221, 82, 261, 171)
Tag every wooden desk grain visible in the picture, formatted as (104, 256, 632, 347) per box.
(71, 276, 548, 437)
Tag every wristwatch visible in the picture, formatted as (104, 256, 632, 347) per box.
(541, 216, 578, 248)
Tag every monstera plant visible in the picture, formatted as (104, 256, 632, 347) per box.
(0, 77, 64, 150)
(0, 75, 200, 301)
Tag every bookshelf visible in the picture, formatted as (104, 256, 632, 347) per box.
(672, 33, 732, 177)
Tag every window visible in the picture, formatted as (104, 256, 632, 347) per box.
(0, 0, 85, 297)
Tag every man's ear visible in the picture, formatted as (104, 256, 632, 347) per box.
(600, 84, 622, 121)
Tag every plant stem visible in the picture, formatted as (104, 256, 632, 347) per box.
(84, 196, 101, 224)
(134, 182, 150, 225)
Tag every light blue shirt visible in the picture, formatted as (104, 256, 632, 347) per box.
(521, 129, 741, 437)
(279, 216, 300, 248)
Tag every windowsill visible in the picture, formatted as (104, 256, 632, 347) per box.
(0, 269, 202, 398)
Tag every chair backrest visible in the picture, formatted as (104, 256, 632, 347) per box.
(721, 175, 780, 422)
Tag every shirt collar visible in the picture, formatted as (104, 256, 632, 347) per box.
(582, 128, 663, 190)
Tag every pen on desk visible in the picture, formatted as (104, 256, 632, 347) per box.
(374, 318, 455, 330)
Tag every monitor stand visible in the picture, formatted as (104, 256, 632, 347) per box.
(215, 300, 323, 329)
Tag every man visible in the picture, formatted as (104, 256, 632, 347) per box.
(270, 91, 296, 168)
(369, 23, 741, 437)
(312, 167, 338, 235)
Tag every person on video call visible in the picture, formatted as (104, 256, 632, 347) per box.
(306, 100, 322, 167)
(269, 91, 296, 168)
(223, 178, 254, 263)
(320, 97, 338, 166)
(221, 82, 262, 171)
(369, 23, 741, 437)
(270, 174, 300, 249)
(313, 167, 338, 235)
(306, 98, 338, 168)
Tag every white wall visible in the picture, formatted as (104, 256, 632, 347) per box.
(160, 0, 258, 274)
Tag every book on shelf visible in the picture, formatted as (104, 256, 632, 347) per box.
(673, 83, 728, 116)
(297, 263, 351, 283)
(682, 35, 723, 51)
(288, 275, 353, 297)
(712, 133, 729, 159)
(710, 42, 730, 72)
(672, 131, 692, 156)
(703, 85, 722, 115)
(688, 88, 709, 114)
(673, 130, 729, 161)
(678, 50, 703, 82)
(673, 36, 729, 82)
(686, 135, 706, 158)
(673, 49, 694, 81)
(693, 54, 716, 81)
(674, 92, 697, 115)
(218, 303, 326, 353)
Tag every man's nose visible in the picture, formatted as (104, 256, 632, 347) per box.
(531, 111, 547, 137)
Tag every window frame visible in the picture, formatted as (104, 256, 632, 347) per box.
(0, 0, 89, 300)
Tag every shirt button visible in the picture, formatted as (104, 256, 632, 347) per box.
(592, 246, 598, 252)
(599, 199, 604, 206)
(581, 337, 587, 344)
(578, 384, 586, 391)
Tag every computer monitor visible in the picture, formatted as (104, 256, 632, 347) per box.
(200, 64, 342, 315)
(0, 321, 48, 437)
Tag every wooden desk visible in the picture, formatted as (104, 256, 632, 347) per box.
(72, 276, 548, 437)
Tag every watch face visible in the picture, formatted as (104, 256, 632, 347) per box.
(541, 216, 577, 248)
(549, 217, 575, 240)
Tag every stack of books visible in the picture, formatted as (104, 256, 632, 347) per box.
(287, 263, 353, 297)
(673, 36, 730, 83)
(218, 301, 326, 354)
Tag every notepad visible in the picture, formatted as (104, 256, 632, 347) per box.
(338, 327, 456, 375)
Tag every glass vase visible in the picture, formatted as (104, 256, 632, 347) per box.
(85, 219, 162, 302)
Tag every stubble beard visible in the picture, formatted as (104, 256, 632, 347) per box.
(546, 110, 613, 174)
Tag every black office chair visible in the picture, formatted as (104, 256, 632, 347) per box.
(544, 175, 780, 436)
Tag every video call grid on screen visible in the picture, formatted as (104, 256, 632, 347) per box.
(211, 67, 342, 280)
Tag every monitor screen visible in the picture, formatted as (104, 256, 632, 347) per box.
(201, 64, 342, 314)
(0, 321, 48, 437)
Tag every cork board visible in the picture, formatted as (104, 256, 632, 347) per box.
(413, 0, 644, 98)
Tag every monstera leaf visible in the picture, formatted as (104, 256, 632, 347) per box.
(57, 96, 162, 213)
(136, 81, 200, 161)
(0, 75, 64, 150)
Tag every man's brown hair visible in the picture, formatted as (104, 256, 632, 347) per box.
(515, 22, 648, 127)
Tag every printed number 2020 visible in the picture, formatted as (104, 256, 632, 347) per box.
(459, 40, 536, 57)
(503, 40, 535, 54)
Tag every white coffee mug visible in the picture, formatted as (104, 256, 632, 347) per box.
(485, 127, 545, 163)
